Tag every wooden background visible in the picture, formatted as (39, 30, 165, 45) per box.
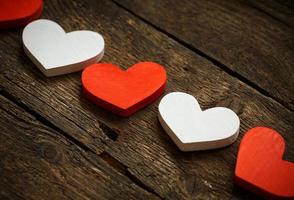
(0, 0, 293, 199)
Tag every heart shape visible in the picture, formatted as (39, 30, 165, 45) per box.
(22, 19, 105, 77)
(82, 62, 166, 117)
(235, 127, 294, 199)
(0, 0, 43, 29)
(158, 92, 240, 151)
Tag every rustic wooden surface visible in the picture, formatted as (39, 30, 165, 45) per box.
(0, 0, 293, 199)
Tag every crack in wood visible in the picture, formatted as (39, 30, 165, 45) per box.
(99, 123, 119, 141)
(0, 90, 162, 198)
(0, 94, 160, 199)
(111, 0, 293, 112)
(1, 72, 121, 144)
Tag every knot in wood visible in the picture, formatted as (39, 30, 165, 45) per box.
(37, 142, 63, 164)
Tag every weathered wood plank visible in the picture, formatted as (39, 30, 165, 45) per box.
(115, 0, 294, 110)
(246, 0, 294, 27)
(0, 0, 293, 199)
(0, 95, 159, 200)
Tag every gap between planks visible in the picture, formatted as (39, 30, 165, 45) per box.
(99, 152, 162, 198)
(0, 91, 163, 199)
(111, 0, 293, 113)
(1, 1, 292, 198)
(0, 89, 95, 154)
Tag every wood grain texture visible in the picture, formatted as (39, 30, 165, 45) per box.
(246, 0, 294, 27)
(0, 95, 158, 200)
(0, 0, 293, 199)
(116, 0, 294, 110)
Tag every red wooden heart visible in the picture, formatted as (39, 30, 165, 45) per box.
(0, 0, 43, 29)
(82, 62, 166, 117)
(235, 127, 294, 199)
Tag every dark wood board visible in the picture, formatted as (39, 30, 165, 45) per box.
(0, 95, 158, 200)
(116, 0, 294, 110)
(0, 0, 293, 199)
(246, 0, 294, 27)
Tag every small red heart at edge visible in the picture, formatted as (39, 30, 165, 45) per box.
(235, 127, 294, 199)
(0, 0, 43, 29)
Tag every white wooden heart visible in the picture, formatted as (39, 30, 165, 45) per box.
(158, 92, 240, 151)
(22, 19, 105, 77)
